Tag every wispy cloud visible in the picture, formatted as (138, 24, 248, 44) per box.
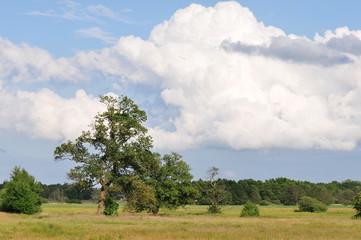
(26, 1, 134, 43)
(75, 27, 117, 44)
(26, 10, 95, 21)
(0, 148, 5, 154)
(26, 1, 134, 24)
(87, 5, 135, 24)
(60, 0, 81, 8)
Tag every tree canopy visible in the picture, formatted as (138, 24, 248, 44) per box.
(54, 95, 154, 214)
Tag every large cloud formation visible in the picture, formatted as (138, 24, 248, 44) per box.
(0, 87, 104, 140)
(3, 1, 361, 150)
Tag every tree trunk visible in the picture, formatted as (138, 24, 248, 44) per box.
(97, 186, 108, 214)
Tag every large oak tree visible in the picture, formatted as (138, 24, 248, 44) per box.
(54, 95, 154, 214)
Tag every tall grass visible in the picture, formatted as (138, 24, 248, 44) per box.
(0, 204, 360, 239)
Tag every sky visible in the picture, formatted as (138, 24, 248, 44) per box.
(1, 0, 361, 184)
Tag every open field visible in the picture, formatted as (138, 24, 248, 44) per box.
(0, 204, 360, 240)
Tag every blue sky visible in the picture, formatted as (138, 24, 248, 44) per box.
(1, 0, 361, 184)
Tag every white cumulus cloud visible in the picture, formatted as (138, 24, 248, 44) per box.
(0, 38, 85, 83)
(104, 1, 361, 150)
(3, 1, 361, 151)
(0, 87, 105, 141)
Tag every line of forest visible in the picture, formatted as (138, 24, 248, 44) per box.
(0, 177, 357, 206)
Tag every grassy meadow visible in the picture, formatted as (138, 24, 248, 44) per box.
(0, 203, 360, 240)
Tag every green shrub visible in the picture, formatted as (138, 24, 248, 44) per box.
(259, 200, 271, 206)
(208, 205, 222, 214)
(240, 201, 260, 217)
(0, 167, 42, 215)
(66, 199, 82, 204)
(352, 192, 361, 218)
(271, 199, 282, 205)
(124, 181, 156, 213)
(103, 195, 119, 216)
(298, 196, 327, 212)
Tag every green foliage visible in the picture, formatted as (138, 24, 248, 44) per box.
(270, 199, 282, 205)
(36, 177, 361, 207)
(249, 185, 262, 204)
(193, 178, 361, 206)
(41, 183, 93, 202)
(352, 192, 361, 218)
(240, 201, 260, 217)
(280, 184, 303, 205)
(298, 196, 328, 212)
(337, 189, 355, 205)
(49, 187, 67, 203)
(125, 153, 198, 214)
(124, 180, 156, 213)
(66, 199, 82, 204)
(259, 200, 272, 206)
(103, 195, 119, 216)
(308, 186, 334, 205)
(151, 153, 198, 214)
(208, 205, 222, 214)
(54, 95, 154, 214)
(0, 167, 42, 215)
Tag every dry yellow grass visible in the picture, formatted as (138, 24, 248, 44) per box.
(0, 204, 360, 240)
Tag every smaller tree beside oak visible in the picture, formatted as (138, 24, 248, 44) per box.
(125, 152, 198, 214)
(150, 152, 198, 214)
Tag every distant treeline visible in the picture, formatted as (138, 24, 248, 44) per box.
(194, 178, 361, 206)
(1, 177, 359, 205)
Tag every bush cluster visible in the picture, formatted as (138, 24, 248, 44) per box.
(259, 200, 271, 206)
(208, 205, 222, 214)
(103, 195, 119, 216)
(240, 201, 259, 217)
(297, 196, 327, 212)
